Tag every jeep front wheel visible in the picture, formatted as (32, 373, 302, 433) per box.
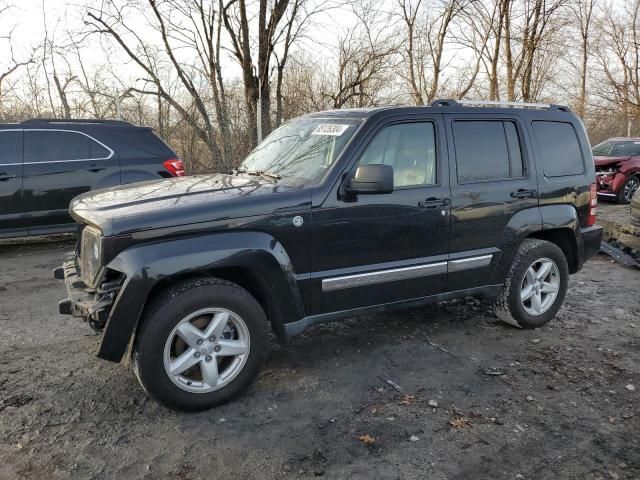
(494, 239, 569, 329)
(132, 278, 269, 411)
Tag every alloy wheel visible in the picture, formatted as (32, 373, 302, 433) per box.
(520, 257, 560, 316)
(623, 177, 639, 203)
(163, 308, 250, 393)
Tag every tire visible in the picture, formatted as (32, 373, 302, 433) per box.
(494, 239, 569, 329)
(617, 175, 640, 204)
(132, 277, 269, 412)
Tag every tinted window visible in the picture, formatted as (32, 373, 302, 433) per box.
(115, 130, 175, 157)
(453, 121, 524, 182)
(592, 141, 640, 157)
(25, 131, 110, 163)
(533, 121, 585, 177)
(358, 122, 436, 187)
(0, 131, 19, 164)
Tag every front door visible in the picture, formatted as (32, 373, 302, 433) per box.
(0, 129, 25, 238)
(22, 129, 119, 234)
(309, 117, 451, 314)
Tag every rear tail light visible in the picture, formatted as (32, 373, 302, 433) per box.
(586, 182, 597, 226)
(163, 158, 185, 177)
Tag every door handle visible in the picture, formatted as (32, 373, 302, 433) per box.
(0, 174, 17, 181)
(419, 197, 450, 209)
(510, 189, 537, 199)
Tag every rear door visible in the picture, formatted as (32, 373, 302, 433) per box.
(445, 115, 540, 290)
(0, 129, 25, 238)
(22, 129, 119, 234)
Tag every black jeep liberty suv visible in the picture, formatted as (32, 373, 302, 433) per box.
(56, 100, 602, 411)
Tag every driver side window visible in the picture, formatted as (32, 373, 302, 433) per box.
(358, 122, 437, 188)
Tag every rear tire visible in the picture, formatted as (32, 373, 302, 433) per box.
(494, 239, 569, 329)
(132, 277, 269, 412)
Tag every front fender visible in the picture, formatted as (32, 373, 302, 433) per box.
(97, 231, 305, 362)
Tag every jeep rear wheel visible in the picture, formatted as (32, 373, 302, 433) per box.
(132, 278, 269, 411)
(494, 239, 569, 329)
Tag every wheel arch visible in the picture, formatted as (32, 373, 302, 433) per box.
(527, 228, 579, 273)
(97, 231, 305, 363)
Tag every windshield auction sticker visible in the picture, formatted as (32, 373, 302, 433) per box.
(311, 124, 350, 136)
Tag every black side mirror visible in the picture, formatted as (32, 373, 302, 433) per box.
(347, 164, 394, 194)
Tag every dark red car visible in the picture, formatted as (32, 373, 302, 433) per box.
(593, 137, 640, 203)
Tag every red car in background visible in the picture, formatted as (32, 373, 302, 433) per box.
(593, 138, 640, 203)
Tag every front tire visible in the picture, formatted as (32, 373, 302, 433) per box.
(132, 278, 269, 412)
(618, 175, 640, 204)
(494, 239, 569, 329)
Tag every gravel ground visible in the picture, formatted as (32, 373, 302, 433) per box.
(0, 239, 639, 480)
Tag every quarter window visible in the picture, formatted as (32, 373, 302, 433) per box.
(453, 120, 525, 183)
(358, 122, 437, 188)
(533, 121, 585, 177)
(25, 131, 110, 163)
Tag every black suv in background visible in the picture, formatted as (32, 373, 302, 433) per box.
(57, 100, 602, 411)
(0, 119, 183, 238)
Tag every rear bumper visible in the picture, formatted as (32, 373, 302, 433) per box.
(580, 225, 603, 264)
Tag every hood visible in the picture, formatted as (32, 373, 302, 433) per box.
(70, 174, 310, 236)
(594, 156, 631, 167)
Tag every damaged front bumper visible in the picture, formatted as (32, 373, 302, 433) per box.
(55, 255, 119, 331)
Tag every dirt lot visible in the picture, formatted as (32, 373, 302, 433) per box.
(0, 237, 639, 480)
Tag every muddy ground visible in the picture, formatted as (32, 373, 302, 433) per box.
(0, 235, 639, 479)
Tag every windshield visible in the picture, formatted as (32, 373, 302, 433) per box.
(592, 140, 640, 157)
(239, 117, 360, 184)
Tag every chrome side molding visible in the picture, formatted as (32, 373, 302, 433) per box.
(321, 254, 494, 292)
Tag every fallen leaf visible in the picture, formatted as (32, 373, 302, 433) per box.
(399, 394, 415, 406)
(357, 434, 375, 445)
(449, 417, 471, 429)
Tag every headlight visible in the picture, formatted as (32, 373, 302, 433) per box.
(81, 227, 103, 287)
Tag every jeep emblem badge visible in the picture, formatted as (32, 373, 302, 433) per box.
(293, 216, 304, 227)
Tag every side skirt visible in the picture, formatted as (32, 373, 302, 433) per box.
(283, 284, 502, 337)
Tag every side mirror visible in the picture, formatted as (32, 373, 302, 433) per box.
(347, 164, 394, 194)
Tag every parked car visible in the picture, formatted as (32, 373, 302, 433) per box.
(593, 137, 640, 204)
(56, 100, 602, 411)
(0, 118, 184, 238)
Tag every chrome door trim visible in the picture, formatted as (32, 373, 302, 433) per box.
(322, 262, 447, 292)
(321, 253, 494, 292)
(448, 254, 493, 272)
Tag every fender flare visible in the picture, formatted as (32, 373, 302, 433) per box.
(97, 231, 305, 362)
(493, 204, 580, 282)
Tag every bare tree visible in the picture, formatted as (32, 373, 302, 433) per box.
(86, 0, 231, 167)
(596, 0, 640, 136)
(0, 2, 36, 109)
(398, 0, 467, 105)
(503, 0, 567, 101)
(569, 0, 596, 117)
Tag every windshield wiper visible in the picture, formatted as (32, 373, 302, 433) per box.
(236, 168, 281, 183)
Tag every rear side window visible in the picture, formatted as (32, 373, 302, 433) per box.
(0, 131, 20, 164)
(115, 130, 175, 157)
(453, 120, 525, 183)
(533, 121, 585, 177)
(25, 131, 110, 163)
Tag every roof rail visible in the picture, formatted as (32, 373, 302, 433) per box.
(21, 118, 133, 126)
(430, 99, 571, 112)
